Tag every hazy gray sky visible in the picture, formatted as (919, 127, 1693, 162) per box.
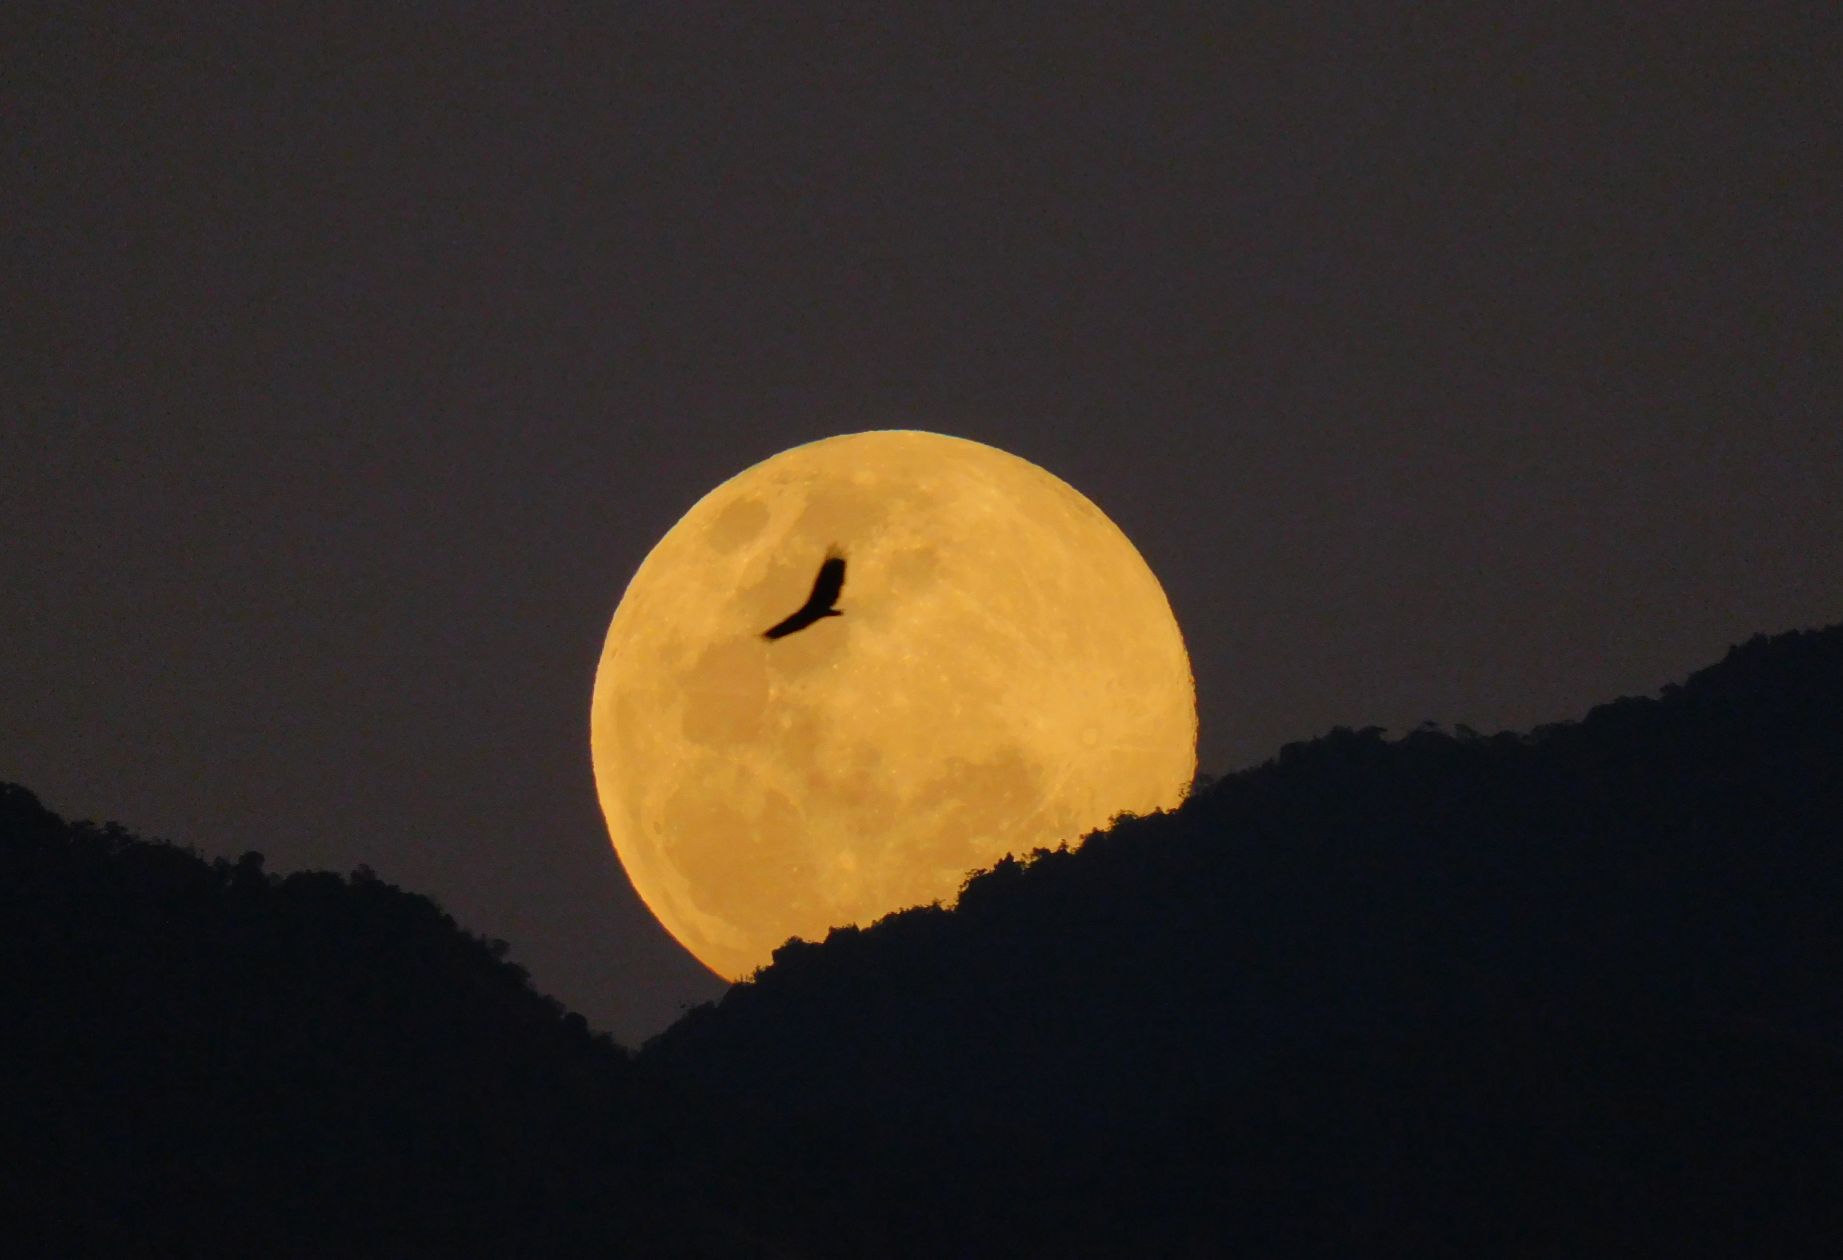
(5, 4, 1838, 1042)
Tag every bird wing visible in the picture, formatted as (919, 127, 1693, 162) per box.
(808, 552, 846, 610)
(761, 608, 808, 639)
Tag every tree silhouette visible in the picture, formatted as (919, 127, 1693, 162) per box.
(6, 623, 1843, 1256)
(644, 625, 1843, 1257)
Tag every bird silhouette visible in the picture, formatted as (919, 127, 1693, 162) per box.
(763, 549, 846, 640)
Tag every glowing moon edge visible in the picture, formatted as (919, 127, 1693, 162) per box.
(591, 430, 1196, 980)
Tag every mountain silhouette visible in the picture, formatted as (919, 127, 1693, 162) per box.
(0, 791, 706, 1257)
(6, 624, 1842, 1256)
(644, 624, 1843, 1256)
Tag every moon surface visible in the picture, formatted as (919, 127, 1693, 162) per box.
(590, 431, 1196, 980)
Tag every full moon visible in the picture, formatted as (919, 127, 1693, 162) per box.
(590, 431, 1196, 980)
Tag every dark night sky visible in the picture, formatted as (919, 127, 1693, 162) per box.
(4, 4, 1838, 1043)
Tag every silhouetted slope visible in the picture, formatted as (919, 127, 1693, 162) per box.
(8, 626, 1842, 1257)
(645, 625, 1843, 1257)
(0, 793, 708, 1258)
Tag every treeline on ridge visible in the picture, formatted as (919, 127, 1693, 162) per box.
(646, 624, 1843, 1256)
(4, 624, 1841, 1256)
(0, 787, 710, 1257)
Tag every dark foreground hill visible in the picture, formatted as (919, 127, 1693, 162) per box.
(6, 624, 1842, 1257)
(646, 624, 1843, 1256)
(0, 791, 715, 1257)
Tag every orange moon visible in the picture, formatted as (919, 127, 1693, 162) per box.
(591, 431, 1196, 979)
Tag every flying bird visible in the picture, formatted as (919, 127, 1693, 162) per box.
(763, 549, 846, 640)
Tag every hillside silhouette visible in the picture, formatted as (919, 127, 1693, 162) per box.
(646, 624, 1843, 1256)
(6, 624, 1842, 1256)
(0, 791, 716, 1257)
